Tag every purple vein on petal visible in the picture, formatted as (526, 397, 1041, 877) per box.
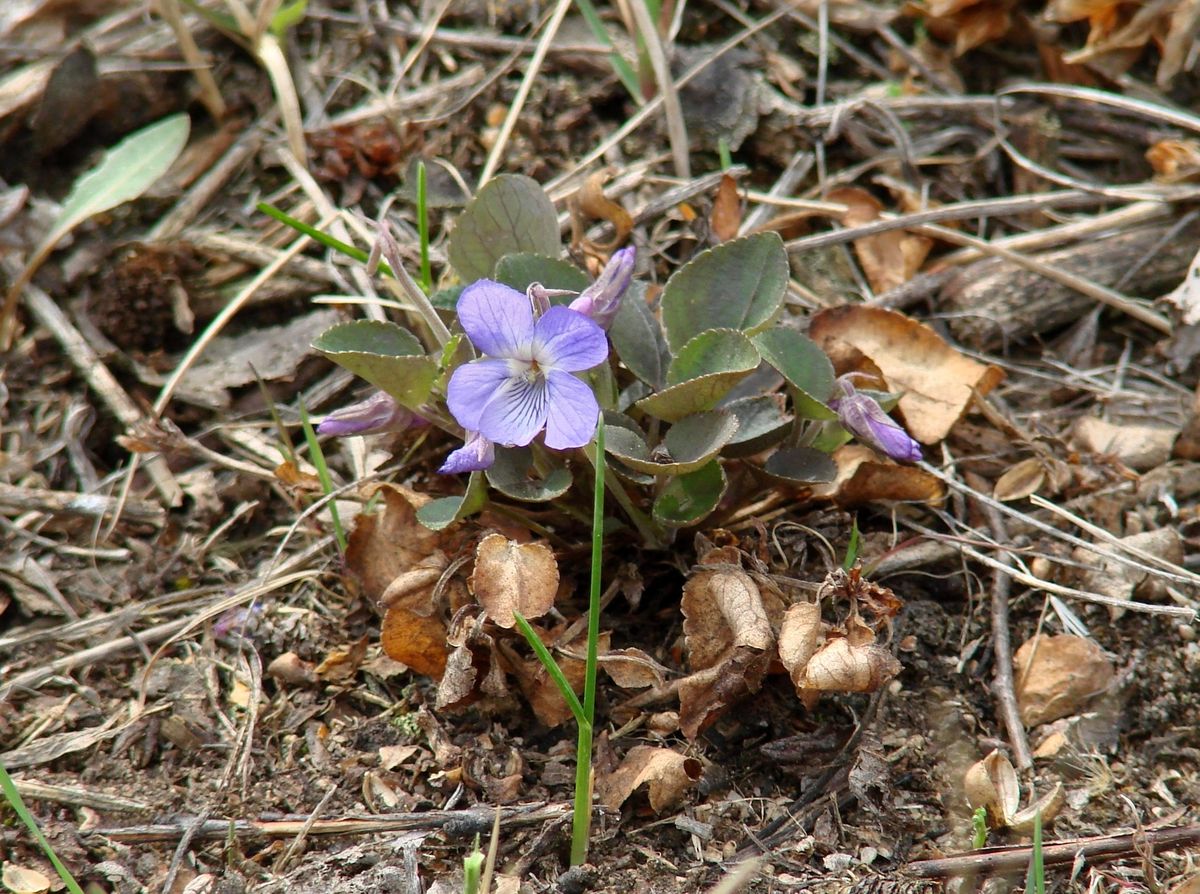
(532, 306, 609, 372)
(542, 369, 600, 450)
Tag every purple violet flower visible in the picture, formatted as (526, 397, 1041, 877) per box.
(438, 429, 495, 474)
(442, 280, 608, 468)
(828, 375, 923, 463)
(568, 245, 635, 330)
(318, 391, 422, 436)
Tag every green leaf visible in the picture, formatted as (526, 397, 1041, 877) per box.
(270, 0, 307, 35)
(660, 232, 788, 352)
(762, 447, 837, 484)
(430, 284, 465, 311)
(495, 253, 590, 294)
(417, 472, 487, 530)
(604, 411, 737, 476)
(751, 327, 837, 420)
(6, 114, 190, 307)
(609, 283, 667, 389)
(721, 395, 793, 457)
(447, 174, 560, 282)
(652, 460, 726, 527)
(313, 320, 437, 408)
(635, 329, 759, 422)
(486, 446, 573, 502)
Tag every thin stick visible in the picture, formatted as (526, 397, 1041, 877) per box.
(0, 483, 164, 526)
(977, 504, 1032, 770)
(477, 0, 573, 188)
(907, 823, 1200, 879)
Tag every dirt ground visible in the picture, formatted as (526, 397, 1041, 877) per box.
(3, 1, 1200, 892)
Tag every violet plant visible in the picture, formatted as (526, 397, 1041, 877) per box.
(274, 173, 920, 538)
(261, 173, 922, 865)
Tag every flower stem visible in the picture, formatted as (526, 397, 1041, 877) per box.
(581, 440, 664, 549)
(570, 418, 607, 866)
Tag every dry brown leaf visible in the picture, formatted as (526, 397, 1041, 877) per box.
(315, 635, 369, 683)
(1071, 528, 1183, 619)
(381, 606, 449, 678)
(600, 647, 669, 689)
(596, 745, 702, 812)
(809, 305, 1005, 444)
(274, 460, 323, 493)
(1, 864, 50, 894)
(569, 169, 633, 252)
(1158, 0, 1200, 87)
(345, 483, 447, 603)
(811, 444, 946, 506)
(436, 617, 508, 712)
(1072, 416, 1177, 471)
(828, 186, 932, 293)
(778, 601, 823, 687)
(964, 749, 1064, 831)
(993, 457, 1047, 502)
(681, 550, 782, 671)
(266, 651, 318, 686)
(1014, 634, 1116, 726)
(512, 628, 609, 727)
(710, 173, 742, 243)
(799, 636, 900, 693)
(471, 533, 559, 628)
(678, 646, 772, 740)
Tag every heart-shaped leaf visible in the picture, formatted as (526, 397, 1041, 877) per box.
(653, 459, 727, 527)
(762, 447, 837, 484)
(416, 472, 487, 530)
(751, 328, 836, 420)
(660, 232, 788, 352)
(486, 446, 573, 501)
(447, 174, 560, 282)
(471, 533, 559, 628)
(605, 411, 738, 476)
(495, 252, 590, 294)
(313, 320, 437, 408)
(610, 283, 667, 389)
(635, 329, 759, 422)
(721, 395, 793, 457)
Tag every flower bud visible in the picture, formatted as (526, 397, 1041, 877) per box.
(317, 391, 421, 436)
(439, 430, 495, 474)
(568, 245, 635, 330)
(829, 376, 922, 463)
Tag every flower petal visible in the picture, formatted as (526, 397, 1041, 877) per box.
(477, 375, 549, 447)
(834, 392, 923, 463)
(456, 279, 535, 358)
(439, 430, 496, 474)
(542, 369, 600, 450)
(532, 306, 609, 372)
(446, 358, 515, 431)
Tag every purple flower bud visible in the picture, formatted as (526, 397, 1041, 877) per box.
(829, 376, 923, 463)
(568, 246, 635, 330)
(439, 430, 496, 474)
(318, 392, 421, 437)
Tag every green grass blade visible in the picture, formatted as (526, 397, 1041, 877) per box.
(299, 399, 347, 553)
(0, 761, 86, 894)
(512, 612, 587, 726)
(258, 202, 384, 271)
(842, 517, 860, 570)
(570, 415, 606, 866)
(417, 161, 433, 294)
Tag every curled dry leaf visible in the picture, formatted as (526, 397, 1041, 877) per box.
(600, 647, 669, 689)
(681, 544, 783, 671)
(678, 646, 772, 740)
(778, 601, 823, 687)
(710, 173, 742, 243)
(569, 168, 633, 252)
(1, 864, 50, 894)
(1014, 634, 1116, 727)
(596, 745, 703, 813)
(811, 444, 946, 506)
(964, 749, 1064, 832)
(381, 607, 450, 679)
(315, 635, 370, 683)
(993, 457, 1048, 502)
(266, 651, 318, 686)
(436, 614, 509, 712)
(800, 636, 900, 693)
(827, 186, 932, 293)
(1147, 139, 1200, 183)
(471, 533, 559, 629)
(810, 305, 1005, 444)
